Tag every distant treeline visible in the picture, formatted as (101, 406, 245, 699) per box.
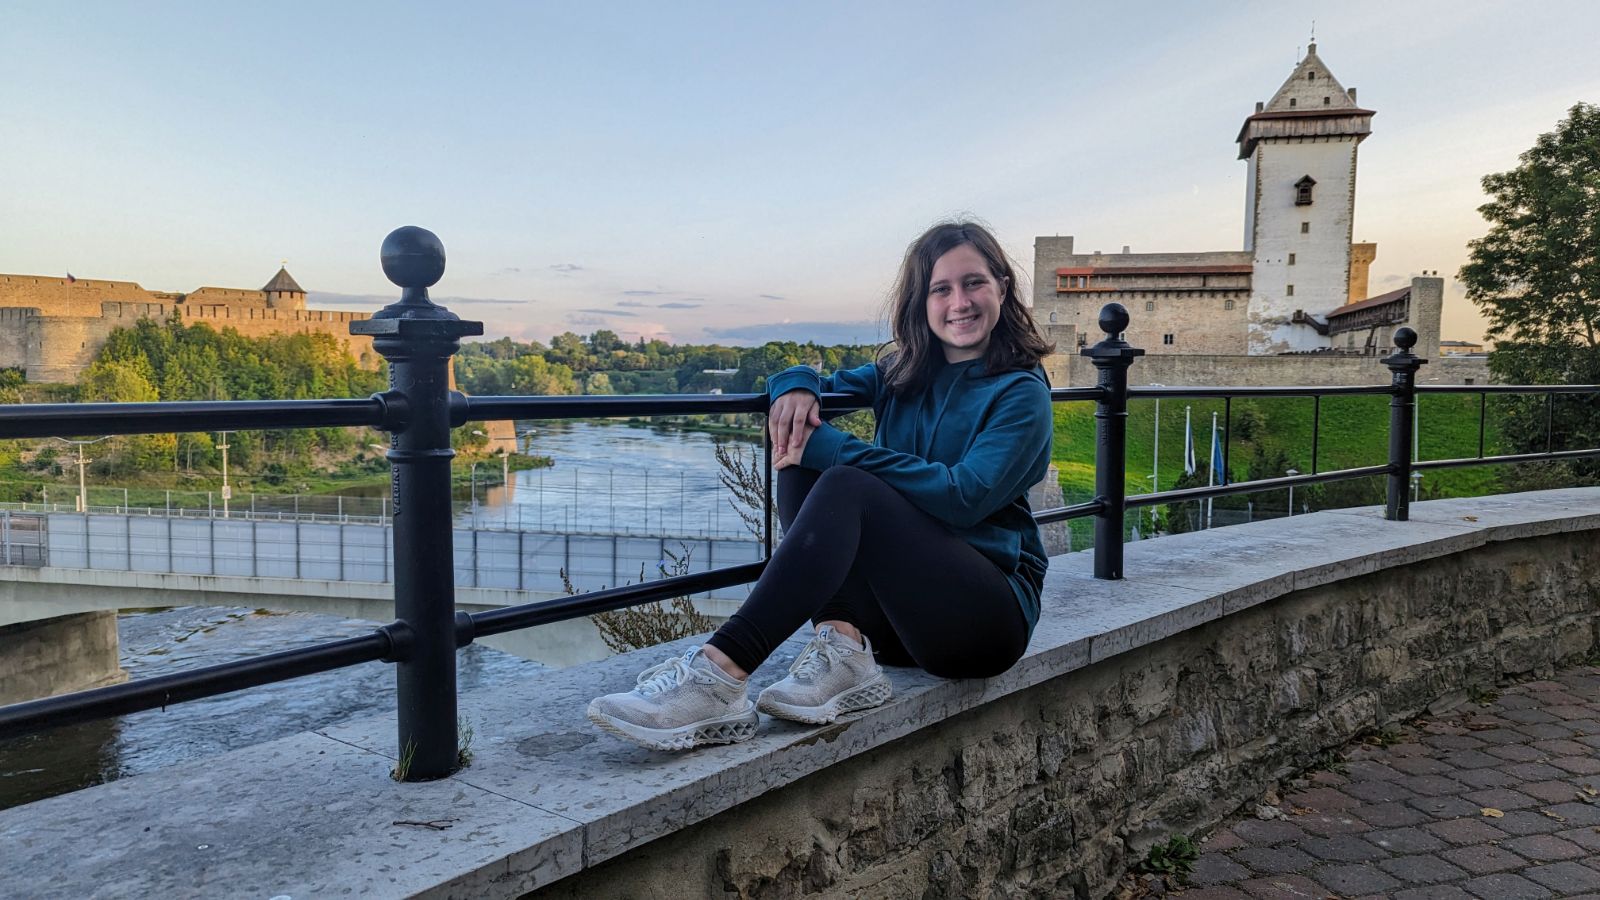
(454, 330, 878, 396)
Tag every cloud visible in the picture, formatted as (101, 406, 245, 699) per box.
(576, 307, 637, 317)
(549, 263, 583, 274)
(703, 320, 885, 346)
(617, 299, 649, 308)
(566, 313, 610, 327)
(658, 302, 702, 309)
(1380, 274, 1405, 284)
(307, 290, 527, 308)
(496, 267, 522, 275)
(622, 289, 667, 296)
(759, 294, 786, 301)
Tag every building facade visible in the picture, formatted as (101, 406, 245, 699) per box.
(0, 267, 375, 383)
(1035, 43, 1447, 379)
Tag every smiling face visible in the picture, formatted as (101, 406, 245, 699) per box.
(926, 243, 1005, 363)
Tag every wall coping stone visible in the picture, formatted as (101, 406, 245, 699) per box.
(3, 487, 1598, 898)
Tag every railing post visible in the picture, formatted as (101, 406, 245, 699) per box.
(1382, 326, 1427, 521)
(351, 226, 483, 780)
(1082, 303, 1143, 579)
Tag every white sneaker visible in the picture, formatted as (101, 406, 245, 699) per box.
(757, 625, 892, 725)
(586, 647, 759, 751)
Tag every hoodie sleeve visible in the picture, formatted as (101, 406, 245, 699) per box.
(765, 362, 882, 407)
(798, 375, 1052, 529)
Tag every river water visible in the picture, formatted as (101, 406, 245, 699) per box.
(0, 421, 762, 812)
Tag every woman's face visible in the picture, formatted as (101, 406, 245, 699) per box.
(926, 243, 1004, 363)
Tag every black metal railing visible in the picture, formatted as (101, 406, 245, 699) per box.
(2, 226, 1598, 780)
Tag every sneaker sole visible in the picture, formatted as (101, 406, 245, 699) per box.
(757, 673, 892, 725)
(586, 702, 759, 752)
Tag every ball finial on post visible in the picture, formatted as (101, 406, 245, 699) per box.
(381, 226, 446, 290)
(1392, 326, 1418, 351)
(1098, 302, 1130, 337)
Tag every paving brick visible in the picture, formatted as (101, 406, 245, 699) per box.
(1524, 861, 1600, 894)
(1284, 787, 1360, 811)
(1344, 759, 1405, 781)
(1491, 809, 1567, 836)
(1527, 690, 1587, 706)
(1518, 723, 1578, 741)
(1231, 845, 1318, 875)
(1237, 874, 1329, 899)
(1520, 779, 1589, 804)
(1475, 728, 1536, 745)
(1507, 762, 1570, 781)
(1552, 756, 1600, 775)
(1545, 704, 1596, 721)
(1299, 834, 1388, 862)
(1398, 774, 1469, 797)
(1462, 788, 1540, 811)
(1426, 818, 1509, 846)
(1392, 756, 1455, 776)
(1495, 694, 1540, 710)
(1365, 826, 1448, 854)
(1423, 733, 1487, 751)
(1306, 769, 1349, 787)
(1342, 778, 1418, 803)
(1487, 744, 1548, 762)
(1202, 829, 1249, 852)
(1522, 680, 1570, 691)
(1454, 767, 1521, 789)
(1530, 738, 1593, 756)
(1358, 801, 1431, 827)
(1310, 863, 1402, 895)
(1172, 888, 1252, 900)
(1555, 825, 1600, 851)
(1542, 801, 1600, 826)
(1503, 833, 1588, 861)
(1231, 819, 1308, 846)
(1389, 742, 1431, 757)
(1293, 812, 1372, 836)
(1462, 872, 1554, 899)
(1377, 854, 1469, 884)
(1392, 887, 1474, 900)
(1502, 708, 1563, 725)
(1440, 844, 1530, 874)
(1408, 795, 1483, 818)
(1441, 749, 1505, 769)
(1190, 853, 1253, 885)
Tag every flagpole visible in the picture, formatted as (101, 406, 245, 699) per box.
(1207, 411, 1217, 529)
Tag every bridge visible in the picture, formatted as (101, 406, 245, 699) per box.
(1, 226, 1597, 899)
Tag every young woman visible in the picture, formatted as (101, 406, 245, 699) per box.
(588, 221, 1055, 750)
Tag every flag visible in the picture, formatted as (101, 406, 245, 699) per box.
(1210, 420, 1227, 486)
(66, 273, 76, 284)
(1183, 407, 1196, 476)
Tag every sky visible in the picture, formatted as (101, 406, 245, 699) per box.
(4, 1, 1598, 349)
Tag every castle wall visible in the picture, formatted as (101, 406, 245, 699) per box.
(1046, 349, 1490, 389)
(0, 275, 153, 318)
(0, 309, 38, 374)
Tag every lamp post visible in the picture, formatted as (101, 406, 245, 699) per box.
(1411, 470, 1423, 502)
(216, 431, 233, 518)
(1286, 468, 1300, 516)
(54, 436, 109, 513)
(470, 462, 481, 521)
(1149, 383, 1164, 534)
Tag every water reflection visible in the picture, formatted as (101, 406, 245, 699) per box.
(0, 606, 544, 811)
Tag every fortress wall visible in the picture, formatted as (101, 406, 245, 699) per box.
(1048, 349, 1492, 388)
(186, 287, 270, 307)
(0, 309, 38, 373)
(26, 316, 121, 384)
(0, 275, 154, 317)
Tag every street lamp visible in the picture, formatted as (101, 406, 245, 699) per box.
(1286, 468, 1300, 517)
(53, 436, 109, 513)
(216, 431, 233, 518)
(470, 461, 481, 520)
(1411, 470, 1423, 502)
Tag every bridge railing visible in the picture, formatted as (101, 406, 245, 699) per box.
(2, 226, 1598, 783)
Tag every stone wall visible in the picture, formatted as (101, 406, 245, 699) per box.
(528, 529, 1600, 900)
(0, 610, 126, 705)
(1045, 350, 1490, 389)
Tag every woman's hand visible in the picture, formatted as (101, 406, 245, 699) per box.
(768, 389, 821, 470)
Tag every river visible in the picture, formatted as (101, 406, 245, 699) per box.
(0, 421, 762, 812)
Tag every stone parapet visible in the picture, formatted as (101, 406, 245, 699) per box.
(1, 489, 1597, 898)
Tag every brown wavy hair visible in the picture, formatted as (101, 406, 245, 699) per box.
(880, 220, 1054, 394)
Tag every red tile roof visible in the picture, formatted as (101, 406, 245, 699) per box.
(1056, 265, 1253, 277)
(1326, 286, 1408, 318)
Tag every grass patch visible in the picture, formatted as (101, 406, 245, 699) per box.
(1134, 834, 1199, 883)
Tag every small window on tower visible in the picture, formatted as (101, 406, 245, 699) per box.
(1289, 253, 1297, 265)
(1301, 221, 1311, 234)
(1162, 334, 1175, 345)
(1145, 301, 1155, 312)
(1295, 175, 1316, 206)
(1323, 96, 1331, 105)
(1289, 98, 1297, 107)
(1308, 71, 1316, 81)
(1225, 299, 1236, 310)
(1286, 284, 1295, 297)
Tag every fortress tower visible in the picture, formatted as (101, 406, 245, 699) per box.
(262, 266, 307, 311)
(1238, 43, 1375, 354)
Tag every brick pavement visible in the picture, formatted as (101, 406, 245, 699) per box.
(1180, 666, 1600, 899)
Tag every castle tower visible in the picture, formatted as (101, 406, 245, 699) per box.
(1238, 43, 1374, 354)
(262, 266, 306, 311)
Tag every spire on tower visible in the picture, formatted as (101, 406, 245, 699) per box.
(1236, 43, 1374, 159)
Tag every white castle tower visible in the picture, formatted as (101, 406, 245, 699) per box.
(1238, 43, 1374, 354)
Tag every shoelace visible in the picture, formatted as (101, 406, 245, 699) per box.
(634, 655, 695, 696)
(789, 637, 842, 681)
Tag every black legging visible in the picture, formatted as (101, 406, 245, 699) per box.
(706, 465, 1029, 679)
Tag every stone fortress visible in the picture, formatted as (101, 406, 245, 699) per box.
(0, 266, 376, 383)
(1036, 44, 1486, 387)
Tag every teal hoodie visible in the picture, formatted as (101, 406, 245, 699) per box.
(766, 359, 1054, 633)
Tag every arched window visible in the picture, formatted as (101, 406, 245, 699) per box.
(1048, 311, 1057, 323)
(1295, 175, 1316, 206)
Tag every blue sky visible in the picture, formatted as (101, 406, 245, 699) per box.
(4, 1, 1598, 347)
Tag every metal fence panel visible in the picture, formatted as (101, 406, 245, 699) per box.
(46, 514, 88, 569)
(566, 535, 615, 592)
(297, 524, 342, 581)
(342, 524, 388, 583)
(473, 531, 521, 590)
(169, 519, 213, 575)
(128, 518, 170, 573)
(212, 521, 255, 577)
(256, 522, 299, 579)
(520, 533, 566, 593)
(87, 516, 130, 571)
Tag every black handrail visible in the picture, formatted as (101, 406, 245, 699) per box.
(2, 227, 1597, 781)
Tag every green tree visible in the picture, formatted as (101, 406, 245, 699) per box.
(1459, 102, 1600, 473)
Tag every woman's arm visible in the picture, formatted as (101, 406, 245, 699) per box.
(765, 362, 882, 468)
(797, 376, 1052, 529)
